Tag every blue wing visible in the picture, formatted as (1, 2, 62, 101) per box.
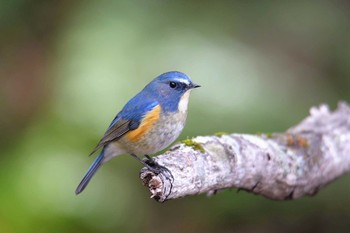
(89, 94, 159, 155)
(77, 93, 159, 194)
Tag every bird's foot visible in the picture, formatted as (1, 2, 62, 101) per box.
(131, 153, 172, 176)
(144, 155, 157, 167)
(147, 164, 170, 175)
(144, 155, 172, 176)
(143, 155, 174, 198)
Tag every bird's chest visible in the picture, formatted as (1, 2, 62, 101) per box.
(152, 111, 188, 146)
(123, 111, 187, 156)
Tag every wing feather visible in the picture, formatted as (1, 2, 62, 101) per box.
(89, 98, 159, 155)
(89, 119, 138, 155)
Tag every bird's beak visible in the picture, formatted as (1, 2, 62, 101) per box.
(190, 83, 201, 89)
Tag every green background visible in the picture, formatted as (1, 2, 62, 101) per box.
(1, 1, 350, 232)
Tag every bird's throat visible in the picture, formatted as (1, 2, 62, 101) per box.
(178, 90, 191, 113)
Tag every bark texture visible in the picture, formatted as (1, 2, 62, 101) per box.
(140, 102, 350, 202)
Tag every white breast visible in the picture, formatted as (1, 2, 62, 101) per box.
(178, 90, 191, 113)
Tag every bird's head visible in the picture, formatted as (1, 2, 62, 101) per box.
(145, 71, 200, 112)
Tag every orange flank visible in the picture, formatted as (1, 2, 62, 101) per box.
(127, 105, 161, 142)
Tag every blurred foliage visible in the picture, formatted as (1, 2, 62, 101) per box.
(1, 0, 350, 232)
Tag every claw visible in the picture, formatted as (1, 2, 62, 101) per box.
(145, 161, 170, 175)
(145, 157, 157, 167)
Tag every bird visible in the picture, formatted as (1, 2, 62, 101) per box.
(75, 71, 200, 194)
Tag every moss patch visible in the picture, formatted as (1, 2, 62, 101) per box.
(214, 132, 228, 137)
(181, 139, 205, 153)
(256, 132, 274, 138)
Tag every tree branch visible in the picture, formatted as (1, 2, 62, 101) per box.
(140, 102, 350, 202)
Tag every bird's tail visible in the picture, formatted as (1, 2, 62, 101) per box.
(75, 149, 105, 195)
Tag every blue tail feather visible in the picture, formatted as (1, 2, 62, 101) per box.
(75, 150, 105, 195)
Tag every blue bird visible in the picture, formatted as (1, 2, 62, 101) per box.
(76, 71, 200, 194)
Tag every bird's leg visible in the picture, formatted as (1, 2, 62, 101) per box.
(130, 154, 162, 173)
(143, 154, 173, 177)
(130, 154, 171, 175)
(144, 155, 164, 171)
(144, 154, 156, 166)
(130, 154, 153, 169)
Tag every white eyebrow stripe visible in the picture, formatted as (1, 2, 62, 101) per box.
(173, 78, 190, 85)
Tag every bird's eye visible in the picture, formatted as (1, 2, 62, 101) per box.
(169, 81, 177, 88)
